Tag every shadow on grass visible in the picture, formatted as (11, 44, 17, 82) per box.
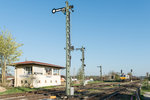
(104, 80, 122, 82)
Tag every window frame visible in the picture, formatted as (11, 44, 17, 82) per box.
(24, 66, 32, 75)
(45, 67, 52, 75)
(53, 68, 59, 75)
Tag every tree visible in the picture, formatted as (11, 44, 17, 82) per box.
(127, 72, 132, 80)
(0, 29, 23, 86)
(108, 71, 120, 81)
(76, 67, 83, 80)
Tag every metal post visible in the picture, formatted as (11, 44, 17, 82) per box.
(121, 69, 123, 74)
(52, 1, 74, 96)
(146, 72, 149, 88)
(81, 47, 85, 86)
(100, 66, 102, 81)
(66, 1, 71, 95)
(131, 69, 133, 82)
(97, 66, 102, 81)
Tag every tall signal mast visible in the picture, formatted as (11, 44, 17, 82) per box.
(52, 1, 74, 95)
(97, 66, 102, 81)
(76, 46, 86, 86)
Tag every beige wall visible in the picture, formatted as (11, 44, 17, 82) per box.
(15, 66, 25, 87)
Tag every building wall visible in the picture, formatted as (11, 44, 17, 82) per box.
(32, 65, 61, 88)
(15, 65, 61, 88)
(32, 74, 61, 88)
(15, 66, 26, 87)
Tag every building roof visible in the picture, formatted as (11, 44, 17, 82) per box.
(13, 61, 65, 69)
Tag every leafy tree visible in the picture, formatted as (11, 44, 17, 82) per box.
(76, 67, 83, 80)
(108, 71, 120, 81)
(0, 29, 23, 86)
(127, 72, 132, 80)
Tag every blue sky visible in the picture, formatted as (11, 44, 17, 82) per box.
(0, 0, 150, 76)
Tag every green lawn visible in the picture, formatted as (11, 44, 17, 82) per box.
(72, 83, 81, 86)
(140, 80, 150, 100)
(41, 85, 57, 89)
(0, 87, 39, 95)
(0, 85, 64, 95)
(88, 81, 103, 84)
(141, 80, 150, 93)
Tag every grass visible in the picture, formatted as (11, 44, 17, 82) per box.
(41, 85, 56, 89)
(88, 81, 103, 84)
(141, 86, 150, 92)
(72, 83, 81, 86)
(141, 80, 150, 93)
(140, 80, 150, 100)
(0, 85, 64, 95)
(0, 87, 39, 95)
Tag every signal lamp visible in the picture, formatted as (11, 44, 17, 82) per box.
(52, 8, 57, 14)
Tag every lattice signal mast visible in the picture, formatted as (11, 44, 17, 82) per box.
(97, 66, 102, 81)
(76, 46, 86, 86)
(52, 1, 74, 95)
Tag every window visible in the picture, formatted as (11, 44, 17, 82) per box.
(45, 67, 52, 75)
(55, 80, 57, 83)
(50, 80, 52, 83)
(24, 67, 32, 75)
(25, 80, 27, 83)
(21, 80, 23, 84)
(38, 80, 41, 83)
(34, 72, 43, 75)
(34, 67, 43, 75)
(45, 80, 47, 83)
(53, 69, 59, 75)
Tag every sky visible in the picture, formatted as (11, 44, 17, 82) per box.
(0, 0, 150, 76)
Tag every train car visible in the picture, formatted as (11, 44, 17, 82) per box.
(120, 74, 129, 80)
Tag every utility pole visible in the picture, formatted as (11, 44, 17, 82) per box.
(76, 46, 86, 86)
(121, 69, 123, 74)
(146, 72, 149, 88)
(131, 69, 133, 82)
(52, 1, 74, 96)
(73, 67, 76, 79)
(97, 66, 102, 81)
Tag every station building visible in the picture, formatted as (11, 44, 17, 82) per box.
(13, 61, 64, 88)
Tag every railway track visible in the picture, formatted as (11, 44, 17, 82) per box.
(82, 81, 141, 100)
(0, 81, 141, 100)
(0, 90, 65, 100)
